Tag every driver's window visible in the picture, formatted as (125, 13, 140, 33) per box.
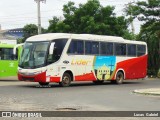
(47, 39, 67, 64)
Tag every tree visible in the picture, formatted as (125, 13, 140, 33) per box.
(23, 24, 38, 40)
(23, 24, 46, 42)
(125, 0, 160, 76)
(48, 0, 133, 39)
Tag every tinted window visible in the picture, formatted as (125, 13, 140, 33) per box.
(100, 42, 113, 55)
(48, 39, 67, 63)
(115, 43, 126, 56)
(137, 45, 146, 56)
(127, 44, 136, 56)
(68, 40, 84, 54)
(92, 42, 99, 54)
(85, 41, 99, 55)
(85, 41, 92, 54)
(0, 48, 14, 60)
(20, 42, 50, 68)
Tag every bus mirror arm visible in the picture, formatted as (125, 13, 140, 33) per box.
(13, 43, 24, 55)
(49, 42, 55, 55)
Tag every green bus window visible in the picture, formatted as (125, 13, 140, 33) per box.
(0, 48, 14, 60)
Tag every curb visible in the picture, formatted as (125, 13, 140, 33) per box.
(133, 88, 160, 96)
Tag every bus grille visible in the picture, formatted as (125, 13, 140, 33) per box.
(22, 77, 34, 81)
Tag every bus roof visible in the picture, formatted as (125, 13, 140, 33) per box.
(0, 40, 17, 45)
(26, 33, 146, 45)
(0, 44, 15, 48)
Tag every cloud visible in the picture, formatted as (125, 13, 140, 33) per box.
(0, 0, 146, 33)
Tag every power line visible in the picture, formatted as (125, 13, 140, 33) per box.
(0, 9, 61, 19)
(0, 15, 59, 22)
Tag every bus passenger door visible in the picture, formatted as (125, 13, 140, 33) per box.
(0, 48, 18, 79)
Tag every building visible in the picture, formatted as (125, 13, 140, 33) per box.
(0, 28, 24, 40)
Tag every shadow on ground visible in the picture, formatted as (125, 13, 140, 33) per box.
(0, 80, 19, 82)
(16, 80, 143, 89)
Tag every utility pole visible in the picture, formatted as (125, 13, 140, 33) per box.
(130, 2, 135, 34)
(125, 1, 135, 34)
(34, 0, 46, 34)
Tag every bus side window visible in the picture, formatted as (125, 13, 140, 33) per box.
(100, 42, 113, 56)
(48, 39, 67, 64)
(106, 42, 113, 55)
(0, 48, 14, 60)
(137, 45, 146, 56)
(77, 40, 84, 54)
(68, 41, 77, 54)
(68, 40, 84, 54)
(85, 41, 92, 54)
(127, 44, 136, 56)
(92, 41, 99, 55)
(114, 43, 126, 56)
(85, 41, 99, 55)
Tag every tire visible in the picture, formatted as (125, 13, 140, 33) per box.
(59, 73, 71, 87)
(115, 71, 124, 84)
(93, 80, 104, 84)
(39, 82, 49, 86)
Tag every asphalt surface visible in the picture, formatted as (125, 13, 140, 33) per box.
(0, 78, 160, 119)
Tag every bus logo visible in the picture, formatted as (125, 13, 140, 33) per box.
(9, 63, 14, 67)
(2, 112, 11, 117)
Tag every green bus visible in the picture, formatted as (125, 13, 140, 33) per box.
(0, 44, 22, 80)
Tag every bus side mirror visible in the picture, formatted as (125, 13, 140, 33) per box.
(13, 43, 24, 55)
(13, 49, 18, 60)
(13, 43, 24, 60)
(49, 42, 55, 55)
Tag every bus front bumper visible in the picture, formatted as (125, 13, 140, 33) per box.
(18, 71, 46, 82)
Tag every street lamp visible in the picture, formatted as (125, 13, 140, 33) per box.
(34, 0, 46, 34)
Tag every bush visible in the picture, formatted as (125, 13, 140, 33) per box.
(157, 69, 160, 78)
(147, 69, 157, 78)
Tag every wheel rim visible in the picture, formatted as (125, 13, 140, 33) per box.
(117, 74, 123, 82)
(63, 76, 70, 85)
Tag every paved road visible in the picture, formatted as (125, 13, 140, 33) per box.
(0, 78, 160, 112)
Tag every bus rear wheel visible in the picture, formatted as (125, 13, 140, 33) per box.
(113, 71, 124, 84)
(39, 82, 49, 86)
(59, 73, 71, 87)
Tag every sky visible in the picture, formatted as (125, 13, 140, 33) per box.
(0, 0, 146, 34)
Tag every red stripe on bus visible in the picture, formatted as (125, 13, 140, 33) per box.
(75, 72, 96, 81)
(113, 55, 148, 79)
(50, 77, 61, 82)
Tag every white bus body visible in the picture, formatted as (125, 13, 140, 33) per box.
(18, 33, 147, 86)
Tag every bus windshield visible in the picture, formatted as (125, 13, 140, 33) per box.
(19, 41, 49, 68)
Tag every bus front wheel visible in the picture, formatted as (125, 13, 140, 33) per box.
(59, 73, 71, 87)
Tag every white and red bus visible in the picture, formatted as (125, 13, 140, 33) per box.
(18, 33, 147, 86)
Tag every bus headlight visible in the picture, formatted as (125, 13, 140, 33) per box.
(33, 69, 46, 75)
(18, 69, 46, 76)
